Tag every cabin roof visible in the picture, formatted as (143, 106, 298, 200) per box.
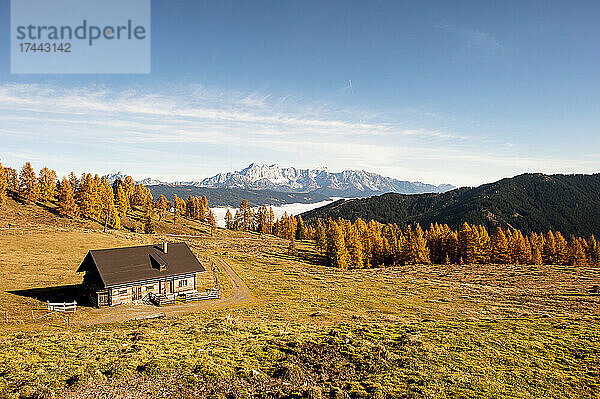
(77, 242, 205, 287)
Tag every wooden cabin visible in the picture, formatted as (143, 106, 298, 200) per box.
(77, 242, 206, 307)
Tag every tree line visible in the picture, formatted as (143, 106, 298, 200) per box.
(307, 218, 600, 268)
(0, 161, 217, 234)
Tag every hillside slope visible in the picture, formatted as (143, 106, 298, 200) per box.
(302, 173, 600, 236)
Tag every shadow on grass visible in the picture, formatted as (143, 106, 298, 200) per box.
(7, 284, 94, 307)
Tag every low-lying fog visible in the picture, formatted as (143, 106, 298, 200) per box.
(211, 198, 343, 227)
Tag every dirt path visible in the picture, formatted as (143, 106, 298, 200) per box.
(75, 256, 253, 325)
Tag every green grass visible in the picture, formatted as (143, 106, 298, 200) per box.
(1, 201, 599, 397)
(0, 315, 598, 398)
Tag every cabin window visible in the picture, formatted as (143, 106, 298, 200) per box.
(178, 280, 188, 287)
(146, 285, 154, 290)
(118, 289, 127, 295)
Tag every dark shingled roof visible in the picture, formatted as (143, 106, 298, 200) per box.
(77, 242, 205, 287)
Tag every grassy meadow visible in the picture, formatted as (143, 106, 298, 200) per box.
(0, 200, 599, 398)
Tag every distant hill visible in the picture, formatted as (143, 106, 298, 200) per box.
(147, 185, 330, 207)
(302, 173, 600, 236)
(105, 163, 455, 198)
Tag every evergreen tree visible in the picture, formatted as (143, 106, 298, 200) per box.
(38, 167, 57, 202)
(18, 162, 39, 204)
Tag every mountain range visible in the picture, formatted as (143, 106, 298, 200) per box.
(105, 163, 454, 198)
(301, 173, 600, 236)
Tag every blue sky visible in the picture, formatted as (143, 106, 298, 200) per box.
(1, 0, 599, 186)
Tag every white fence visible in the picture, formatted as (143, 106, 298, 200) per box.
(47, 301, 77, 313)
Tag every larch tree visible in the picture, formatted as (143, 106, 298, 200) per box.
(568, 237, 587, 266)
(142, 199, 155, 234)
(155, 195, 168, 221)
(328, 220, 349, 269)
(346, 224, 364, 269)
(18, 162, 39, 204)
(208, 209, 217, 235)
(57, 177, 78, 218)
(122, 176, 135, 207)
(38, 167, 57, 202)
(0, 162, 7, 206)
(68, 172, 79, 191)
(225, 209, 234, 230)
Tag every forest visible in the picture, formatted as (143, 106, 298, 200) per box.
(302, 173, 600, 236)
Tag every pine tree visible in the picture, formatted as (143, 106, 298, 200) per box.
(38, 167, 57, 202)
(18, 162, 39, 204)
(57, 177, 78, 217)
(0, 162, 7, 207)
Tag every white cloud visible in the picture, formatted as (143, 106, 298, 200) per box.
(0, 83, 596, 186)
